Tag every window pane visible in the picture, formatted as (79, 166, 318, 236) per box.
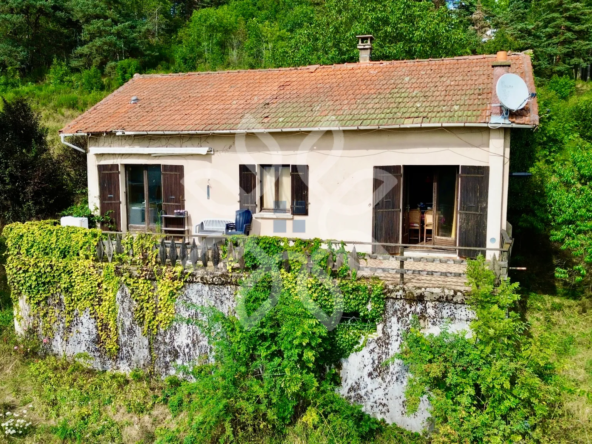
(146, 166, 162, 225)
(262, 166, 275, 209)
(128, 166, 145, 225)
(262, 166, 291, 212)
(436, 167, 457, 238)
(278, 167, 290, 211)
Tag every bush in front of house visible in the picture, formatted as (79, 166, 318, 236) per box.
(395, 257, 564, 443)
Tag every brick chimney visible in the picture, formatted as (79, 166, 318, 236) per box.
(357, 35, 374, 63)
(491, 51, 511, 123)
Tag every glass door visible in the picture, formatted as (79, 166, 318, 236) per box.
(433, 166, 458, 245)
(126, 165, 162, 231)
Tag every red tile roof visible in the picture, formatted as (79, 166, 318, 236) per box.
(61, 53, 538, 134)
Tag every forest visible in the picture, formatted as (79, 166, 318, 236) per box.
(1, 0, 592, 442)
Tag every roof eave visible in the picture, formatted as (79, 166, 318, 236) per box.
(61, 121, 536, 137)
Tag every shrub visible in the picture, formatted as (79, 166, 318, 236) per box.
(395, 257, 562, 442)
(46, 58, 70, 86)
(547, 75, 575, 100)
(81, 67, 104, 92)
(0, 98, 72, 224)
(156, 237, 418, 443)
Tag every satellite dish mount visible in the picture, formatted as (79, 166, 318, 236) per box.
(492, 73, 531, 124)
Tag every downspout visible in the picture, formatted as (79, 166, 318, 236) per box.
(60, 134, 86, 153)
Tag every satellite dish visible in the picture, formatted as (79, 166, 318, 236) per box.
(496, 73, 530, 111)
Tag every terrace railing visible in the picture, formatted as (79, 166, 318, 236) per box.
(96, 229, 514, 285)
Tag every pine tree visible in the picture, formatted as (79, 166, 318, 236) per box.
(500, 0, 592, 78)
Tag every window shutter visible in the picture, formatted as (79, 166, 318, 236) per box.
(458, 166, 489, 258)
(98, 164, 121, 231)
(291, 165, 309, 215)
(372, 166, 401, 254)
(161, 165, 184, 215)
(239, 164, 257, 212)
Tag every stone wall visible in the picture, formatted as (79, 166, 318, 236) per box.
(15, 276, 472, 433)
(16, 276, 238, 376)
(339, 297, 474, 433)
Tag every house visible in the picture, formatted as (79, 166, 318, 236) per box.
(60, 38, 538, 259)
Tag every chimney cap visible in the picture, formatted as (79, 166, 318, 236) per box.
(496, 50, 508, 61)
(357, 35, 374, 47)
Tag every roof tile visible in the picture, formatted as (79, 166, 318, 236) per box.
(61, 54, 538, 134)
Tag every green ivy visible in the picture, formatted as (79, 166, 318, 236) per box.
(3, 221, 187, 358)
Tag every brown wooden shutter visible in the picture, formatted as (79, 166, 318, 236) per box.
(291, 165, 309, 215)
(98, 164, 121, 231)
(161, 165, 184, 215)
(458, 166, 489, 258)
(372, 166, 402, 254)
(239, 164, 257, 212)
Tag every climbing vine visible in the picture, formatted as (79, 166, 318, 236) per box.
(3, 221, 187, 358)
(3, 222, 387, 372)
(227, 235, 387, 359)
(4, 221, 397, 442)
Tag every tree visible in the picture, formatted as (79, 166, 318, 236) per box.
(0, 0, 75, 76)
(0, 98, 71, 223)
(496, 0, 592, 78)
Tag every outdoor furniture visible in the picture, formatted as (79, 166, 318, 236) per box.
(195, 218, 233, 248)
(225, 209, 253, 236)
(409, 209, 422, 243)
(195, 219, 233, 236)
(424, 210, 434, 243)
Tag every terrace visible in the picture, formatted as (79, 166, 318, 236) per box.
(96, 229, 514, 296)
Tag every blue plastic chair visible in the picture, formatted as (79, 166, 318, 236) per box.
(225, 209, 252, 235)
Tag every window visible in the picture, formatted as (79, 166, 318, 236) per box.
(127, 165, 162, 230)
(248, 164, 308, 215)
(261, 165, 291, 212)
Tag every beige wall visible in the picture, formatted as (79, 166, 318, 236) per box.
(88, 127, 508, 255)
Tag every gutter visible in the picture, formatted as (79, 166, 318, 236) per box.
(60, 121, 536, 138)
(60, 134, 86, 153)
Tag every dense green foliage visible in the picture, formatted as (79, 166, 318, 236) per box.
(396, 257, 562, 443)
(506, 81, 592, 293)
(2, 221, 187, 357)
(0, 98, 82, 224)
(156, 236, 414, 443)
(478, 0, 592, 78)
(0, 0, 476, 81)
(2, 0, 591, 83)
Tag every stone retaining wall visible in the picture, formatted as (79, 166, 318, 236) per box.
(15, 272, 472, 433)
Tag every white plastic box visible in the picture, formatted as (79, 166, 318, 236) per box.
(60, 216, 89, 229)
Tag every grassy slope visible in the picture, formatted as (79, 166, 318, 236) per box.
(528, 293, 592, 442)
(0, 83, 108, 153)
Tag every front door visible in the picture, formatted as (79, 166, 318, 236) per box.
(372, 166, 402, 254)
